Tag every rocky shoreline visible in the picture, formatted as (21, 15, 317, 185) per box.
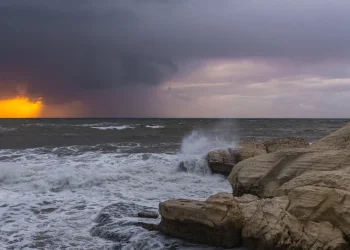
(157, 122, 350, 249)
(91, 121, 350, 249)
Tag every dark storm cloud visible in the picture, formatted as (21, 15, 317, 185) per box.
(1, 0, 350, 104)
(0, 0, 177, 102)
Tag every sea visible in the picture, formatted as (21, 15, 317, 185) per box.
(0, 118, 348, 250)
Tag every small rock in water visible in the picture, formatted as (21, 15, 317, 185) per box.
(136, 222, 159, 231)
(137, 211, 159, 219)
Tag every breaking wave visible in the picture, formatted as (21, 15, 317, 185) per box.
(91, 125, 135, 130)
(145, 125, 164, 129)
(0, 120, 242, 249)
(177, 124, 238, 175)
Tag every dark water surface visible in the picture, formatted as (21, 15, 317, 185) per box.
(0, 118, 347, 150)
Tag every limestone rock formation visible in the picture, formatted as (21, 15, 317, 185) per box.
(159, 193, 242, 248)
(206, 148, 236, 175)
(275, 170, 350, 237)
(157, 122, 350, 249)
(240, 195, 346, 250)
(237, 140, 267, 161)
(264, 137, 309, 153)
(206, 137, 308, 176)
(159, 193, 347, 249)
(311, 121, 350, 150)
(228, 148, 350, 197)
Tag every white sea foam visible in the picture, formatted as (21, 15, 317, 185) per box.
(146, 125, 164, 129)
(0, 137, 232, 249)
(0, 120, 240, 249)
(78, 123, 137, 130)
(0, 126, 16, 132)
(91, 125, 135, 130)
(0, 162, 23, 183)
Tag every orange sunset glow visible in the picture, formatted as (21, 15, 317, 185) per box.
(0, 97, 43, 118)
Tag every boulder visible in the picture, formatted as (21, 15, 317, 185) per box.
(228, 148, 350, 198)
(206, 148, 236, 175)
(135, 222, 159, 231)
(276, 170, 350, 237)
(137, 211, 159, 219)
(159, 193, 243, 248)
(177, 158, 211, 175)
(158, 193, 346, 249)
(205, 137, 308, 176)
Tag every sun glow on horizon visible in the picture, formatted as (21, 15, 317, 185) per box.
(0, 97, 43, 118)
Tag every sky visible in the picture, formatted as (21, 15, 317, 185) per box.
(1, 0, 350, 118)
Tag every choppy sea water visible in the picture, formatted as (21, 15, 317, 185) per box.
(0, 119, 348, 250)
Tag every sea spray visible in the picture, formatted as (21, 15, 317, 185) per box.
(177, 121, 238, 175)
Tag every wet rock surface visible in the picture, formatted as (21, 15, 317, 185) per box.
(206, 148, 237, 176)
(90, 202, 160, 244)
(137, 211, 159, 219)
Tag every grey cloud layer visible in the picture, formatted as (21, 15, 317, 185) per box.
(1, 0, 350, 106)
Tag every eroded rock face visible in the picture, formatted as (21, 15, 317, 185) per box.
(206, 148, 237, 176)
(264, 137, 309, 153)
(237, 140, 267, 161)
(159, 193, 243, 248)
(275, 170, 350, 238)
(228, 148, 350, 197)
(239, 137, 309, 159)
(241, 196, 346, 250)
(206, 137, 308, 176)
(310, 121, 350, 150)
(158, 193, 347, 250)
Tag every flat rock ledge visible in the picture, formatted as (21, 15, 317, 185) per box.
(159, 193, 346, 249)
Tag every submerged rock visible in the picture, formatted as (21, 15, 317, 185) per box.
(177, 158, 211, 175)
(137, 211, 159, 219)
(90, 202, 160, 243)
(135, 222, 159, 231)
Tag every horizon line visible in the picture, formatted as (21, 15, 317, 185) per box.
(0, 117, 349, 120)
